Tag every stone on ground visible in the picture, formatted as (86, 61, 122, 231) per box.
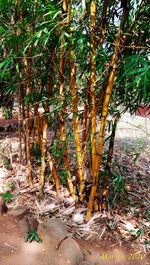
(59, 237, 84, 265)
(38, 218, 68, 244)
(9, 206, 29, 220)
(18, 217, 30, 236)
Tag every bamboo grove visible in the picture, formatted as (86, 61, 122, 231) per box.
(0, 0, 150, 220)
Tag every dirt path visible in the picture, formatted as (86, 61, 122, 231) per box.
(0, 214, 149, 265)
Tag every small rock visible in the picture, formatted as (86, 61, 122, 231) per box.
(64, 196, 75, 206)
(38, 218, 68, 244)
(72, 213, 84, 224)
(60, 237, 84, 265)
(0, 199, 8, 215)
(9, 206, 29, 220)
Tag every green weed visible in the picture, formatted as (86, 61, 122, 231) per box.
(24, 229, 42, 243)
(1, 192, 13, 203)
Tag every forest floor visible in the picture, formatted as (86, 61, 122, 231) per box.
(0, 113, 150, 265)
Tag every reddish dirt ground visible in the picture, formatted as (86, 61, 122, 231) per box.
(0, 214, 71, 265)
(0, 214, 149, 265)
(78, 239, 150, 265)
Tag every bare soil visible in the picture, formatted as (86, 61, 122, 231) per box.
(0, 214, 149, 265)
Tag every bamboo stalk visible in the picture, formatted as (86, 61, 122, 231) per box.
(17, 64, 22, 164)
(82, 103, 88, 148)
(86, 10, 127, 220)
(47, 151, 60, 192)
(40, 117, 47, 194)
(105, 117, 119, 179)
(22, 0, 39, 185)
(99, 0, 108, 44)
(59, 19, 76, 197)
(101, 116, 118, 211)
(23, 57, 32, 186)
(68, 0, 85, 201)
(60, 111, 76, 198)
(81, 87, 105, 163)
(90, 0, 97, 175)
(33, 100, 42, 145)
(15, 0, 22, 164)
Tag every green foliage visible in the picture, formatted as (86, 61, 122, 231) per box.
(145, 210, 150, 221)
(51, 140, 65, 160)
(59, 170, 69, 185)
(2, 108, 12, 119)
(24, 229, 42, 243)
(3, 157, 11, 170)
(110, 174, 127, 205)
(113, 174, 126, 193)
(130, 227, 145, 241)
(136, 228, 145, 237)
(1, 192, 13, 203)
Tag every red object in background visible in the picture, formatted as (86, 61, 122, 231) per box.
(136, 105, 150, 118)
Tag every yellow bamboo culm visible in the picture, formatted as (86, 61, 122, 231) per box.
(90, 0, 97, 176)
(68, 1, 85, 201)
(70, 49, 85, 201)
(60, 113, 76, 198)
(40, 117, 47, 194)
(47, 151, 60, 193)
(16, 0, 22, 164)
(23, 57, 32, 186)
(86, 10, 127, 221)
(57, 1, 76, 199)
